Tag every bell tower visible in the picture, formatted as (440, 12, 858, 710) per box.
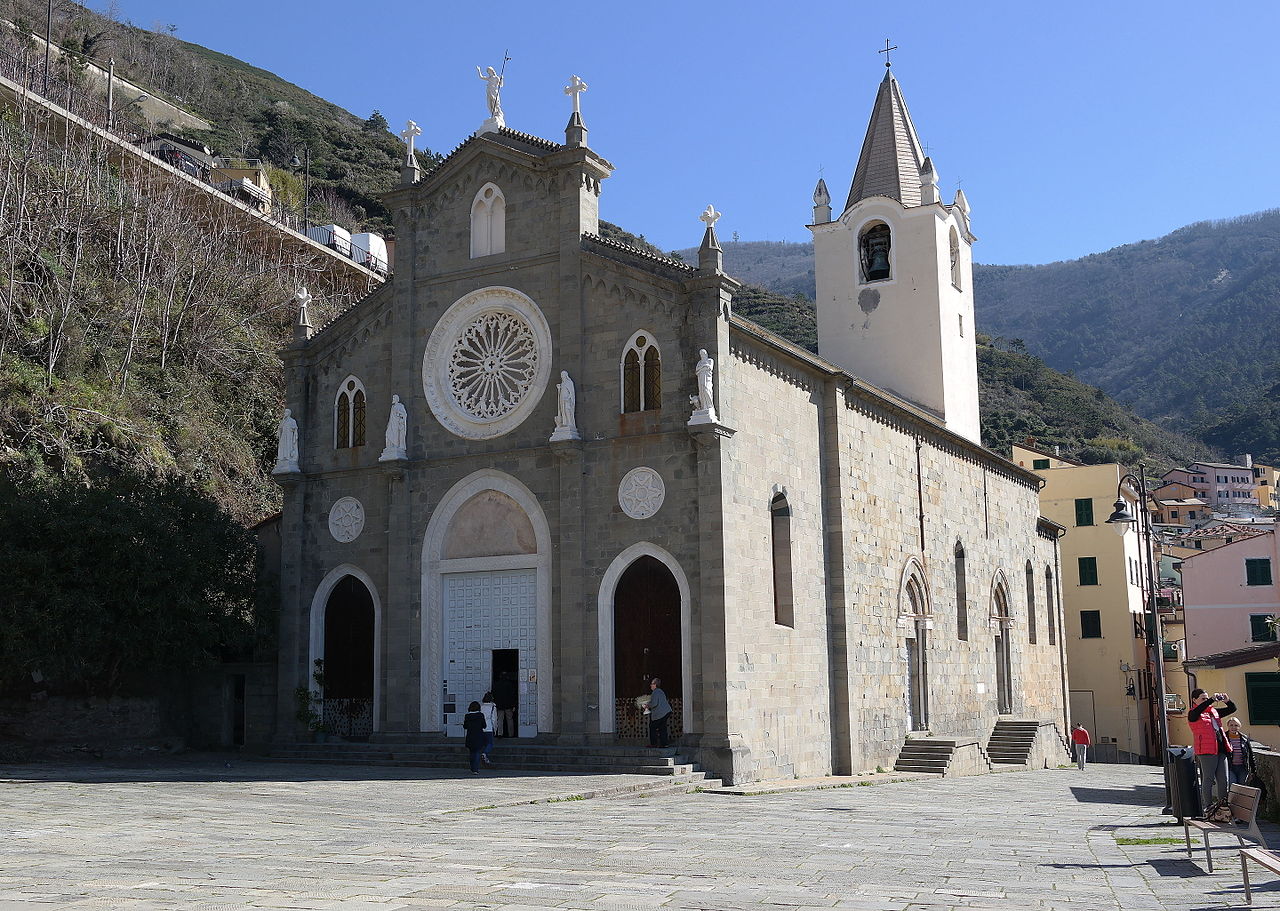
(809, 67, 980, 443)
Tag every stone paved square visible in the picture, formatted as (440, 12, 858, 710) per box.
(2, 760, 1275, 909)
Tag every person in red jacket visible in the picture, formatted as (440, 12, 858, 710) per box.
(1071, 723, 1091, 770)
(1188, 688, 1236, 811)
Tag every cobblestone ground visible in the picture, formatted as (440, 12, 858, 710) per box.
(1, 759, 1274, 910)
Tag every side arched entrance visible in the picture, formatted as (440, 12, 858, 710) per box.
(597, 543, 692, 739)
(308, 565, 383, 736)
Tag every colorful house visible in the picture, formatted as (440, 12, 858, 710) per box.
(1169, 641, 1280, 750)
(1181, 530, 1279, 657)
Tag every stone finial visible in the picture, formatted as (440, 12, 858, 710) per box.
(563, 75, 589, 148)
(698, 205, 723, 273)
(293, 286, 314, 342)
(953, 187, 970, 216)
(400, 120, 422, 186)
(812, 177, 831, 223)
(920, 156, 940, 205)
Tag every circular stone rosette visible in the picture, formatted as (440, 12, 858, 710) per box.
(618, 467, 666, 520)
(423, 286, 552, 440)
(328, 497, 366, 543)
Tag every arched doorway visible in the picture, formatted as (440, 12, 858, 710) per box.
(322, 575, 375, 738)
(613, 555, 683, 740)
(898, 561, 931, 732)
(993, 583, 1014, 714)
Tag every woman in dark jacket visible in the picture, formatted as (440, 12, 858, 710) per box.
(463, 701, 487, 774)
(1225, 716, 1258, 785)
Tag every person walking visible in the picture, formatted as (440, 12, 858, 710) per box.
(463, 700, 487, 774)
(1188, 688, 1236, 811)
(1071, 722, 1091, 770)
(643, 677, 672, 748)
(480, 691, 498, 765)
(1225, 716, 1257, 786)
(495, 671, 518, 738)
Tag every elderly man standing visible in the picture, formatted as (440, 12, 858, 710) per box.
(643, 677, 672, 748)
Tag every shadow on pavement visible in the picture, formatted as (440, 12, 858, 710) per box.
(1070, 783, 1165, 806)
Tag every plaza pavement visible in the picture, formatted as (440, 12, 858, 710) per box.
(1, 758, 1275, 910)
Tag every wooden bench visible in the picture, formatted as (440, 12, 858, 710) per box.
(1183, 783, 1263, 873)
(1242, 848, 1280, 904)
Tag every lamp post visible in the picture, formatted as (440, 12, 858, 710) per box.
(1106, 465, 1173, 812)
(290, 147, 311, 233)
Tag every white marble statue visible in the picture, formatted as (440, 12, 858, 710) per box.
(273, 407, 300, 474)
(477, 65, 505, 126)
(379, 394, 409, 461)
(564, 74, 588, 115)
(550, 370, 580, 442)
(688, 349, 718, 425)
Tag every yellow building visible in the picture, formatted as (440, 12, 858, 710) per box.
(1169, 642, 1280, 749)
(1012, 445, 1156, 761)
(1254, 464, 1280, 510)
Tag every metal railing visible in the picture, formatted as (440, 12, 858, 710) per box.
(0, 40, 388, 275)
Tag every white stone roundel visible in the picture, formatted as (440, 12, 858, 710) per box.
(328, 497, 365, 543)
(618, 467, 666, 519)
(423, 286, 552, 440)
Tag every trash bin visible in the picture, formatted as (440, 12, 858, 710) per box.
(1168, 745, 1200, 821)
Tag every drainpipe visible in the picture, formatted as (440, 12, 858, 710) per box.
(1053, 524, 1069, 745)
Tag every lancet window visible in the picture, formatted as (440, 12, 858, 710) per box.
(335, 376, 367, 449)
(470, 183, 506, 258)
(949, 227, 962, 290)
(621, 331, 661, 413)
(770, 493, 794, 627)
(1025, 561, 1037, 645)
(954, 542, 969, 641)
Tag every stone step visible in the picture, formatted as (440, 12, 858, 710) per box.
(894, 760, 948, 773)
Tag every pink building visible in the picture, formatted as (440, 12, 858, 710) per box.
(1164, 461, 1258, 509)
(1181, 530, 1279, 656)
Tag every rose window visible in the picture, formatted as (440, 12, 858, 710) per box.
(447, 311, 538, 420)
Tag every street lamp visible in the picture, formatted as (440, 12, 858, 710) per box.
(290, 147, 311, 233)
(1106, 466, 1174, 812)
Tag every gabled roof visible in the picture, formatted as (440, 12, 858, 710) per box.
(845, 71, 927, 211)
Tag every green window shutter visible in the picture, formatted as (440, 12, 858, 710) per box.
(1246, 559, 1273, 586)
(1075, 498, 1094, 526)
(1033, 458, 1050, 470)
(1078, 556, 1099, 586)
(1246, 673, 1280, 725)
(1250, 615, 1277, 642)
(1080, 610, 1102, 639)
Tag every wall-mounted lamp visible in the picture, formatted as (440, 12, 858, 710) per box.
(1126, 678, 1136, 698)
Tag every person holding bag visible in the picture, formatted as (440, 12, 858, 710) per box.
(1188, 688, 1236, 813)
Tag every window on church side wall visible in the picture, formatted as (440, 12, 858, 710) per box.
(859, 222, 891, 282)
(949, 227, 962, 290)
(621, 332, 661, 413)
(334, 376, 367, 449)
(1025, 562, 1037, 645)
(771, 493, 794, 627)
(955, 542, 969, 641)
(470, 183, 506, 258)
(1045, 567, 1057, 646)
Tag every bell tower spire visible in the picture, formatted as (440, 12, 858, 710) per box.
(809, 62, 981, 443)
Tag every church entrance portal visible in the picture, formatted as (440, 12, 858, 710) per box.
(322, 575, 375, 739)
(995, 627, 1013, 714)
(906, 622, 929, 731)
(613, 555, 682, 740)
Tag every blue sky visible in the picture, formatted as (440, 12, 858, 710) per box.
(101, 1, 1280, 266)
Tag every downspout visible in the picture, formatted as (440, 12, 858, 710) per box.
(1053, 516, 1070, 746)
(914, 436, 926, 554)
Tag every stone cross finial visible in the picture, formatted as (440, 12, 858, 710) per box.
(400, 120, 422, 155)
(295, 286, 312, 309)
(564, 74, 588, 115)
(700, 204, 722, 229)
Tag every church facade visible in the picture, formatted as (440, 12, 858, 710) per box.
(272, 70, 1069, 783)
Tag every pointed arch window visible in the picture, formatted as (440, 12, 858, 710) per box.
(859, 222, 891, 282)
(954, 542, 969, 641)
(621, 331, 661, 413)
(1025, 561, 1037, 645)
(335, 376, 367, 449)
(770, 492, 794, 627)
(470, 183, 506, 258)
(1045, 567, 1057, 646)
(949, 227, 962, 290)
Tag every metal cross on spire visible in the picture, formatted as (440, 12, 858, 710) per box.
(879, 39, 898, 68)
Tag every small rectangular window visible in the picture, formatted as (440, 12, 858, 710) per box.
(1078, 556, 1099, 586)
(1074, 498, 1094, 526)
(1080, 610, 1102, 639)
(1246, 559, 1274, 586)
(1033, 458, 1050, 470)
(1246, 673, 1280, 725)
(1171, 510, 1179, 519)
(1250, 614, 1276, 642)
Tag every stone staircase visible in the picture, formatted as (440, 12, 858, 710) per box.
(267, 737, 721, 790)
(986, 720, 1039, 765)
(893, 737, 956, 775)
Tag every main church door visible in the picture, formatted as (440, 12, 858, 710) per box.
(323, 575, 375, 738)
(613, 556, 682, 740)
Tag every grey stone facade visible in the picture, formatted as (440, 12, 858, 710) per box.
(271, 118, 1067, 784)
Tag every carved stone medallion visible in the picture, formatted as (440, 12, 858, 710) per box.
(424, 287, 552, 440)
(328, 496, 366, 543)
(618, 467, 665, 520)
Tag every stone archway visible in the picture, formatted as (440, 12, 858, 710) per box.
(597, 542, 692, 736)
(308, 564, 383, 734)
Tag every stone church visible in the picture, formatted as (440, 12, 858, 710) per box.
(271, 66, 1069, 783)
